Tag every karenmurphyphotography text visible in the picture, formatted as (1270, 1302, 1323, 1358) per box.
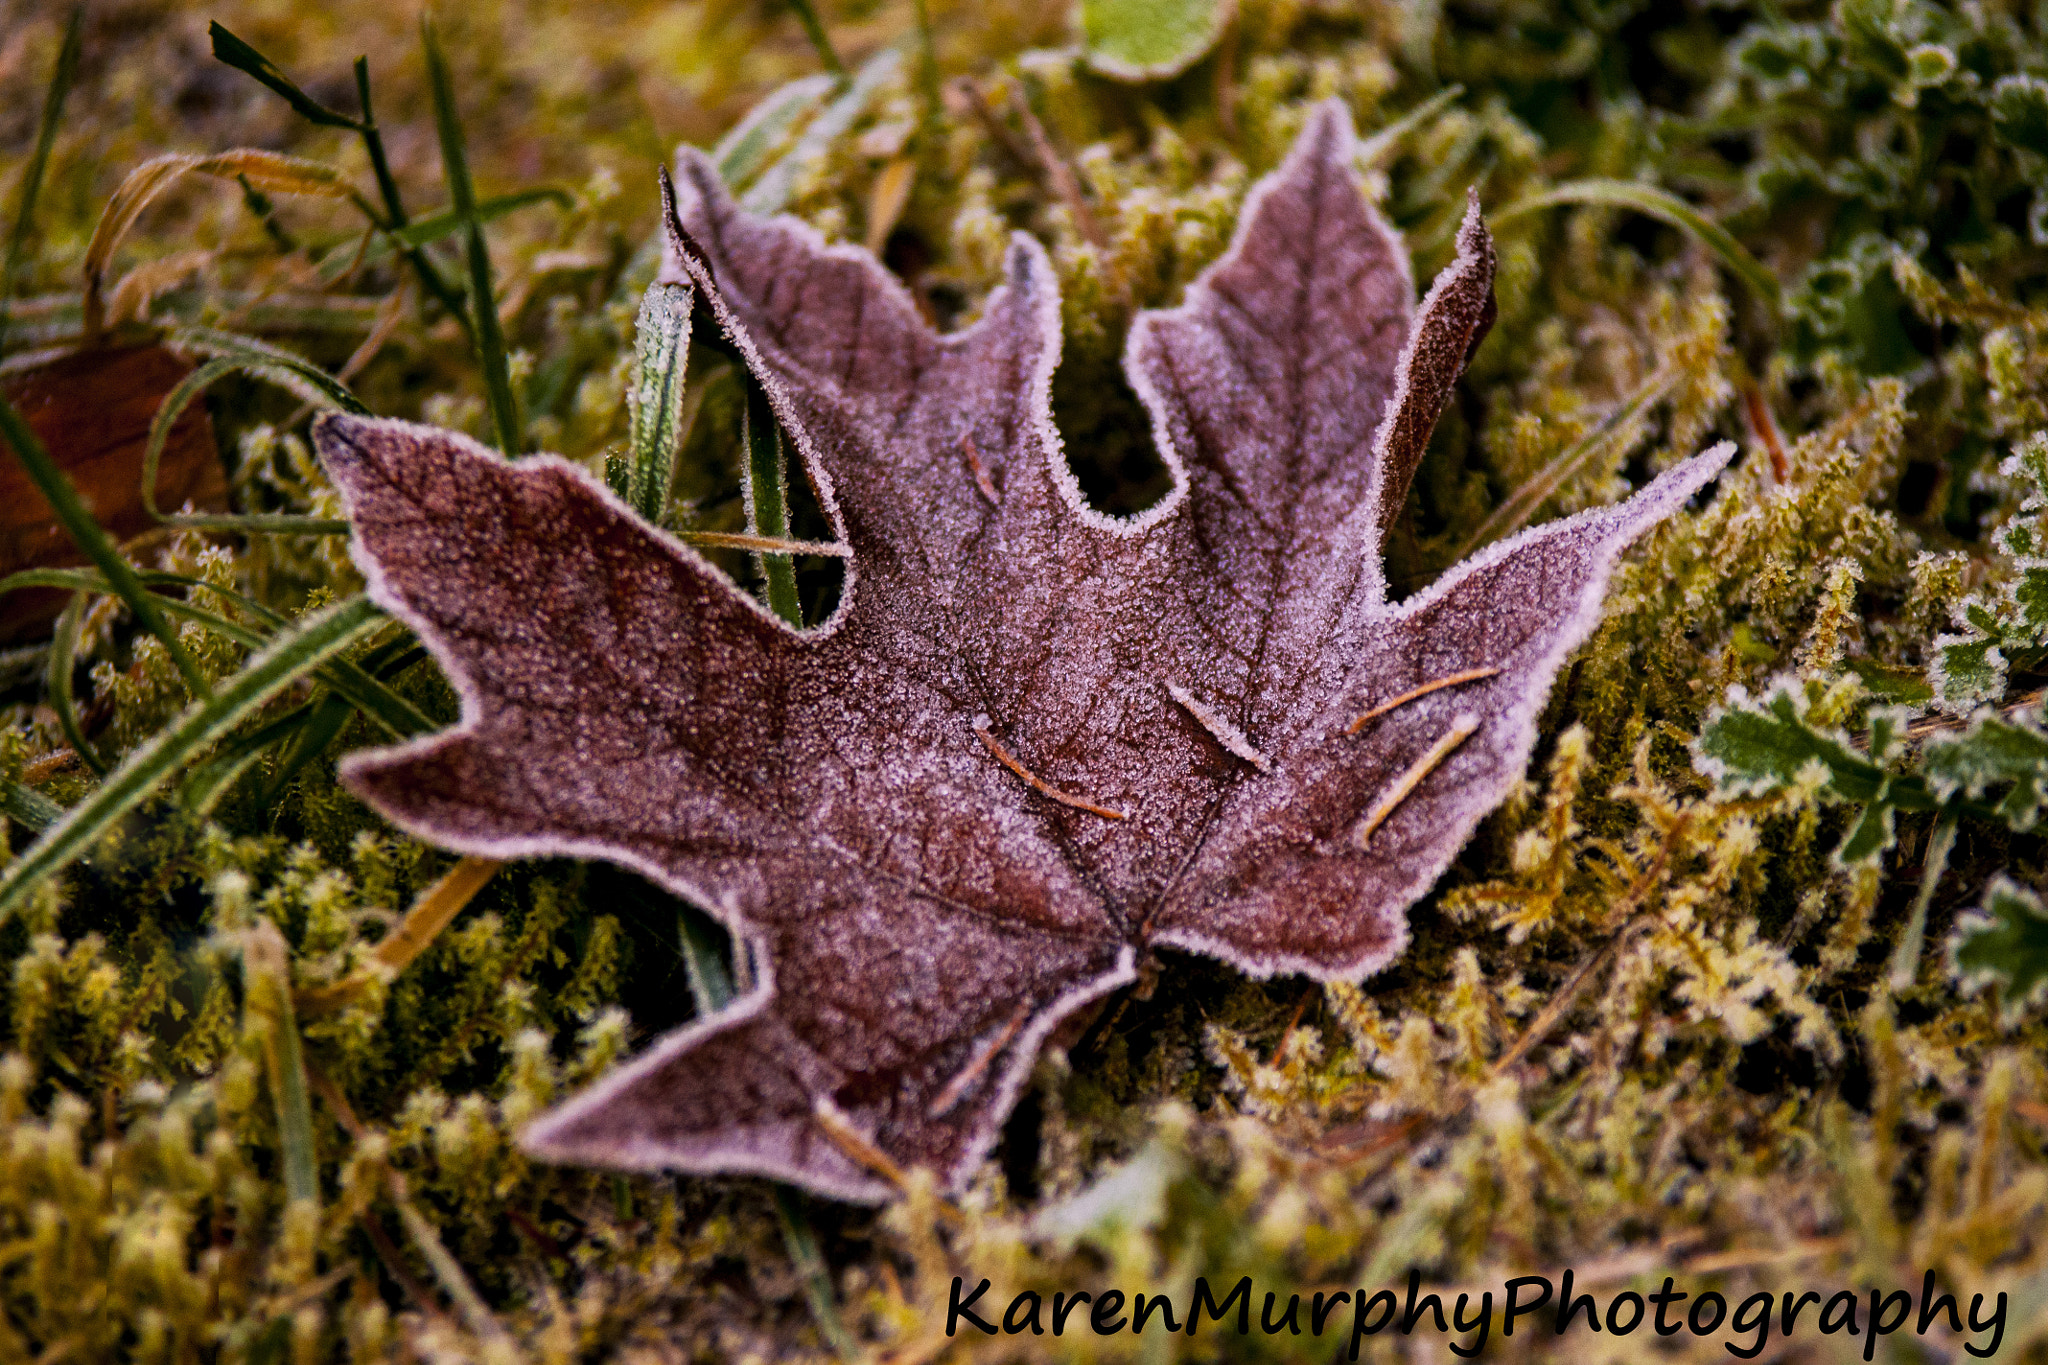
(945, 1269, 2009, 1359)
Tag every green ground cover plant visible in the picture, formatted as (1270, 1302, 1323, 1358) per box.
(0, 0, 2044, 1358)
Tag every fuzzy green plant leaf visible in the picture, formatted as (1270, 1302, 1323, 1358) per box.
(1951, 876, 2048, 1022)
(1923, 705, 2048, 831)
(1694, 680, 1929, 863)
(742, 372, 801, 626)
(0, 595, 386, 925)
(1079, 0, 1233, 81)
(740, 47, 900, 215)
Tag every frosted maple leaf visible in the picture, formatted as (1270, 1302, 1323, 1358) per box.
(312, 101, 1732, 1200)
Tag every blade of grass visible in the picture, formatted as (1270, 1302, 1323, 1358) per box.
(743, 375, 802, 626)
(209, 23, 471, 335)
(1457, 367, 1678, 557)
(0, 7, 83, 355)
(422, 14, 522, 454)
(257, 690, 355, 805)
(1888, 811, 1957, 993)
(46, 592, 105, 778)
(711, 75, 836, 189)
(207, 22, 361, 128)
(387, 188, 574, 249)
(1493, 179, 1781, 311)
(389, 1182, 520, 1356)
(141, 349, 360, 534)
(626, 282, 693, 524)
(0, 394, 212, 700)
(82, 151, 352, 341)
(178, 700, 315, 813)
(743, 48, 900, 215)
(4, 784, 62, 833)
(0, 595, 386, 926)
(168, 322, 373, 413)
(0, 567, 431, 739)
(1355, 85, 1464, 168)
(773, 1186, 862, 1362)
(244, 918, 320, 1207)
(782, 0, 848, 76)
(679, 908, 735, 1014)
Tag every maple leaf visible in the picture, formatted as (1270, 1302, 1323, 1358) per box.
(312, 101, 1733, 1201)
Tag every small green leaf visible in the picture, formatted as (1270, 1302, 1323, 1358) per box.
(1694, 683, 1890, 805)
(1989, 75, 2048, 158)
(1951, 877, 2048, 1023)
(1079, 0, 1232, 80)
(1929, 634, 2005, 712)
(742, 48, 900, 216)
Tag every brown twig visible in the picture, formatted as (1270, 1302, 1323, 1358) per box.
(974, 719, 1127, 820)
(1347, 668, 1502, 732)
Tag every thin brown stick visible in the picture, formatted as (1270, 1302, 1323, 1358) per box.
(1353, 716, 1479, 847)
(1346, 667, 1502, 732)
(813, 1096, 910, 1188)
(973, 719, 1127, 820)
(297, 856, 502, 1018)
(950, 77, 1038, 174)
(1741, 383, 1790, 484)
(959, 433, 1000, 506)
(1488, 821, 1684, 1080)
(928, 1000, 1032, 1118)
(679, 530, 850, 557)
(1006, 90, 1110, 254)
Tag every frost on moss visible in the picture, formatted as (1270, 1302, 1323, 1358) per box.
(0, 0, 2046, 1357)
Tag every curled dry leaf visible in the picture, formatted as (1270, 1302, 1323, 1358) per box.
(0, 345, 226, 642)
(312, 101, 1733, 1201)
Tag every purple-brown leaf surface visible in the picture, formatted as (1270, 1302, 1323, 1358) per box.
(314, 101, 1733, 1202)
